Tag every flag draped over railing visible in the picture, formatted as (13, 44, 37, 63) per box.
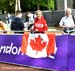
(21, 33, 57, 58)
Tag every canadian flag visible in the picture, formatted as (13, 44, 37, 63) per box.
(21, 33, 57, 58)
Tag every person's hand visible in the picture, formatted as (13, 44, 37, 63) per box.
(35, 29, 38, 31)
(68, 26, 75, 28)
(28, 22, 32, 24)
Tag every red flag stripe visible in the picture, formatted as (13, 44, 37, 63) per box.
(21, 33, 29, 54)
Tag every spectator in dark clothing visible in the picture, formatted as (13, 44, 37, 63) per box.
(11, 12, 24, 34)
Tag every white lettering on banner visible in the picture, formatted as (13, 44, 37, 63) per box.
(0, 43, 21, 55)
(0, 46, 6, 53)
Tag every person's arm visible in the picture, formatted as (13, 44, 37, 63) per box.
(42, 19, 48, 31)
(59, 18, 64, 27)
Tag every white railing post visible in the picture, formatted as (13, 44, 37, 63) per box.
(64, 0, 67, 13)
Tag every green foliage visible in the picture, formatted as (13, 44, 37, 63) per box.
(0, 0, 15, 14)
(21, 0, 50, 12)
(0, 0, 55, 14)
(47, 0, 55, 11)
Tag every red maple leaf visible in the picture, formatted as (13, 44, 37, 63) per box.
(30, 35, 47, 51)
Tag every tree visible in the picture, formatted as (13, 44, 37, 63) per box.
(46, 0, 55, 11)
(20, 0, 49, 12)
(0, 0, 15, 14)
(0, 0, 55, 14)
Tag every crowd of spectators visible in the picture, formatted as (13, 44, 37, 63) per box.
(0, 8, 75, 34)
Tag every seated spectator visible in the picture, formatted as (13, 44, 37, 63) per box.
(0, 19, 9, 33)
(32, 10, 48, 33)
(24, 12, 34, 31)
(6, 13, 14, 24)
(6, 13, 14, 29)
(10, 12, 24, 34)
(59, 8, 75, 34)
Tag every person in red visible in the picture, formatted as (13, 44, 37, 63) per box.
(33, 10, 48, 33)
(21, 10, 56, 59)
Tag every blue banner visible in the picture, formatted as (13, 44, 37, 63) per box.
(0, 34, 75, 71)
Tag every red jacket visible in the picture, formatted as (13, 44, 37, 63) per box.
(34, 16, 48, 33)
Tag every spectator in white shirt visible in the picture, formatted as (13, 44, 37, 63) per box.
(24, 12, 34, 31)
(59, 8, 75, 33)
